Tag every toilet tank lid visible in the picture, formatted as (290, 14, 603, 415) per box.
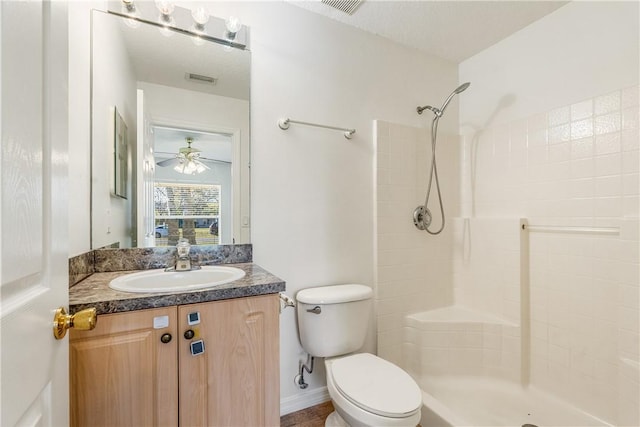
(296, 284, 372, 304)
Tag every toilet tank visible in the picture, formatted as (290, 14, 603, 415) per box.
(296, 284, 372, 358)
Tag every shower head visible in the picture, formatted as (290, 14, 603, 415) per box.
(453, 82, 471, 94)
(439, 81, 471, 115)
(417, 82, 471, 117)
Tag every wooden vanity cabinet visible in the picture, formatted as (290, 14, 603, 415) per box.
(69, 294, 279, 427)
(179, 294, 280, 426)
(69, 306, 178, 427)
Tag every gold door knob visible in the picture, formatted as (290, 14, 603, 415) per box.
(53, 307, 97, 340)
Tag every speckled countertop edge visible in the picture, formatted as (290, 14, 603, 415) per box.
(69, 263, 285, 315)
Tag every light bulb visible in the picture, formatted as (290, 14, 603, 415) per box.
(225, 16, 241, 39)
(121, 0, 139, 26)
(155, 0, 175, 27)
(185, 162, 198, 174)
(174, 158, 207, 174)
(155, 0, 174, 16)
(195, 163, 207, 174)
(122, 0, 136, 13)
(192, 7, 209, 26)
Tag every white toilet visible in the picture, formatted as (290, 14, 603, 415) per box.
(296, 284, 422, 427)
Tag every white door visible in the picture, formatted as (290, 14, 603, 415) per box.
(1, 1, 69, 425)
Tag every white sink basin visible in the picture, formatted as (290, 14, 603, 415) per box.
(109, 266, 246, 293)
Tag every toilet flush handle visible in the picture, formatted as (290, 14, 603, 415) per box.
(306, 306, 321, 314)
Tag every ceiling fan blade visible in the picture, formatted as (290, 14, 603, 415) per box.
(199, 157, 232, 165)
(156, 157, 181, 167)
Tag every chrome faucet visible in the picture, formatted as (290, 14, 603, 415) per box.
(167, 238, 200, 272)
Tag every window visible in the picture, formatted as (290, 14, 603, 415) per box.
(154, 182, 221, 245)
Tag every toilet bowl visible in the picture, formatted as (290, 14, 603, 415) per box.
(325, 353, 422, 427)
(295, 284, 422, 427)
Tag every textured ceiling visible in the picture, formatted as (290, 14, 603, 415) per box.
(290, 0, 569, 63)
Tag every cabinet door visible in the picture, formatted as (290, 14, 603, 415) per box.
(70, 307, 178, 427)
(179, 294, 279, 427)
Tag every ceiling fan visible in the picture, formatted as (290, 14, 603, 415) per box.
(156, 137, 230, 175)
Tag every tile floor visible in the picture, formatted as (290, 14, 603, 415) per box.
(280, 401, 334, 427)
(280, 401, 422, 426)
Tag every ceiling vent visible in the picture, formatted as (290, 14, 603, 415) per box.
(185, 72, 217, 85)
(321, 0, 364, 15)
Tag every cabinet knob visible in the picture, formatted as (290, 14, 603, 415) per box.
(184, 329, 195, 340)
(53, 307, 97, 340)
(160, 333, 172, 344)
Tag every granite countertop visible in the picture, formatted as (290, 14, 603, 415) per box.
(69, 263, 286, 315)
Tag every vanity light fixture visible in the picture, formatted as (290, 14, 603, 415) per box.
(108, 2, 249, 49)
(225, 16, 242, 40)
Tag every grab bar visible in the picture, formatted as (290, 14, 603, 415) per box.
(521, 224, 620, 236)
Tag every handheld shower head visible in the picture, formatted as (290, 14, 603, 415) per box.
(439, 81, 471, 116)
(417, 82, 471, 118)
(453, 82, 471, 94)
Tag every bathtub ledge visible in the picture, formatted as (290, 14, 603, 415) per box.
(405, 305, 518, 328)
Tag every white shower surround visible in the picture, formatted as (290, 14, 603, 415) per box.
(375, 4, 638, 424)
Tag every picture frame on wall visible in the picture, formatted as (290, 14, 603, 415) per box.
(113, 107, 128, 199)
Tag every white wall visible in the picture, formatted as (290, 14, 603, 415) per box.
(459, 2, 639, 424)
(459, 2, 639, 132)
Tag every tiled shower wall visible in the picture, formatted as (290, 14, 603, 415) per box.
(462, 87, 639, 221)
(375, 120, 459, 366)
(462, 86, 639, 425)
(451, 217, 521, 324)
(376, 86, 639, 425)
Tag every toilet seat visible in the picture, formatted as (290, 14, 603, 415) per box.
(329, 353, 422, 418)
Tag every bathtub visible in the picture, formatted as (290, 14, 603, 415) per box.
(420, 376, 610, 427)
(402, 307, 611, 427)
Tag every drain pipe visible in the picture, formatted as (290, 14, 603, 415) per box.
(294, 353, 315, 389)
(280, 293, 314, 389)
(278, 293, 315, 389)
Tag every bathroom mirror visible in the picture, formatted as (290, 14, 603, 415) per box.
(91, 8, 250, 249)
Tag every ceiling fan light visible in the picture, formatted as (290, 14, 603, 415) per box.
(169, 137, 210, 175)
(173, 158, 208, 175)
